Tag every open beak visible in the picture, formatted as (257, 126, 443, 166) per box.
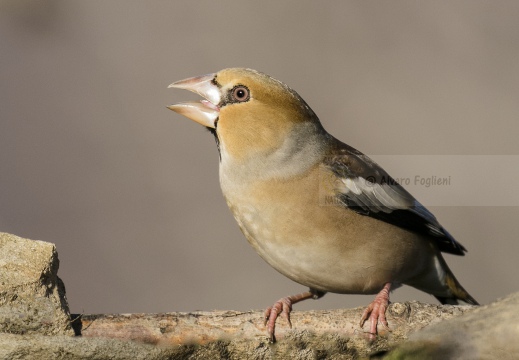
(167, 73, 220, 128)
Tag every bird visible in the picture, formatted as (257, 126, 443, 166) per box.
(167, 68, 478, 342)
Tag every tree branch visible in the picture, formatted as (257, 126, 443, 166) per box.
(73, 301, 476, 358)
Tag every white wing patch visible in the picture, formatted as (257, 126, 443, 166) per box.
(337, 176, 414, 213)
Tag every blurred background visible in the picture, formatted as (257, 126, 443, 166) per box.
(1, 1, 518, 315)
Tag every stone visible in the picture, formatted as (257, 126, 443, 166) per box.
(378, 292, 519, 359)
(0, 232, 72, 336)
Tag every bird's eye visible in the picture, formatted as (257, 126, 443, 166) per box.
(231, 85, 250, 102)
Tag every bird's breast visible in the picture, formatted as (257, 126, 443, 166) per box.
(220, 164, 434, 294)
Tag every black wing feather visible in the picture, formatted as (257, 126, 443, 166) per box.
(325, 139, 466, 256)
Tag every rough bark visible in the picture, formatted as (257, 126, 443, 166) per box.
(73, 301, 476, 358)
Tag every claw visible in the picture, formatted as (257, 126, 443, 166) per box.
(262, 290, 319, 342)
(264, 298, 293, 342)
(359, 283, 392, 341)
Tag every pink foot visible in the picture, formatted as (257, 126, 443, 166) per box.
(264, 291, 321, 342)
(360, 283, 391, 340)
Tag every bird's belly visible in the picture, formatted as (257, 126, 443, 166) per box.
(229, 200, 431, 295)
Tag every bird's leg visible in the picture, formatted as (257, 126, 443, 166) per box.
(264, 288, 325, 342)
(360, 282, 392, 340)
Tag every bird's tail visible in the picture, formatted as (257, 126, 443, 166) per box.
(407, 252, 479, 306)
(434, 274, 479, 305)
(434, 255, 479, 306)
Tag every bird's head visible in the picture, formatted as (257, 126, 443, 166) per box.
(168, 68, 324, 162)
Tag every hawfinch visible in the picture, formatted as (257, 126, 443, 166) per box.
(167, 68, 478, 341)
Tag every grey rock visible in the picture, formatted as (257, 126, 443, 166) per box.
(379, 292, 519, 360)
(0, 232, 72, 336)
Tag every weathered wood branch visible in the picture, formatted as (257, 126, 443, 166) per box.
(71, 302, 476, 358)
(77, 302, 475, 344)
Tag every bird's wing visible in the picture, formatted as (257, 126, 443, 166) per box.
(324, 141, 466, 255)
